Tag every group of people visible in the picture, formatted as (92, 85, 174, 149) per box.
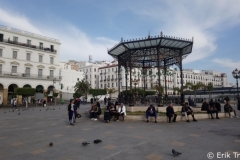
(202, 99, 239, 119)
(88, 98, 127, 123)
(103, 102, 126, 123)
(146, 99, 239, 123)
(69, 96, 239, 126)
(146, 102, 197, 123)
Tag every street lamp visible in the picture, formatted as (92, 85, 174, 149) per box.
(232, 68, 240, 107)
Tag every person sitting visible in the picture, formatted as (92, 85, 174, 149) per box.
(208, 102, 220, 119)
(146, 105, 157, 123)
(166, 103, 177, 123)
(88, 103, 94, 118)
(224, 101, 239, 118)
(116, 103, 126, 121)
(201, 100, 209, 111)
(109, 103, 117, 120)
(214, 101, 221, 112)
(104, 107, 112, 123)
(181, 102, 197, 122)
(89, 104, 98, 121)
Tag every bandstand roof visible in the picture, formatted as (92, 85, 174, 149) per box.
(108, 34, 193, 66)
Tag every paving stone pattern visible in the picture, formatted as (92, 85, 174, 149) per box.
(0, 104, 239, 160)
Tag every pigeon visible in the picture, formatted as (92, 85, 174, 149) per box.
(93, 139, 102, 144)
(172, 149, 181, 157)
(4, 112, 6, 113)
(53, 108, 55, 110)
(82, 142, 90, 146)
(40, 109, 41, 111)
(18, 113, 20, 115)
(49, 142, 53, 146)
(59, 108, 60, 109)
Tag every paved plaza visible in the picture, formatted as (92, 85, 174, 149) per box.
(0, 103, 240, 160)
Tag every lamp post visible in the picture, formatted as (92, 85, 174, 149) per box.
(232, 68, 240, 107)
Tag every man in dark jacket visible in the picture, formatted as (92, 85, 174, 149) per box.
(166, 103, 177, 123)
(146, 105, 157, 123)
(201, 100, 209, 111)
(181, 102, 197, 122)
(208, 102, 220, 119)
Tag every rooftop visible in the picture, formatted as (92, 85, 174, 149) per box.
(0, 25, 60, 43)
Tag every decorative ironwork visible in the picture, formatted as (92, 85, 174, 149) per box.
(108, 33, 193, 106)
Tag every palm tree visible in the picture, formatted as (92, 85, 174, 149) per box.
(173, 87, 181, 95)
(74, 79, 91, 97)
(185, 82, 205, 101)
(205, 82, 213, 99)
(107, 88, 117, 98)
(153, 85, 164, 95)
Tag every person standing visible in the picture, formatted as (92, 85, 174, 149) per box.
(43, 99, 46, 107)
(68, 99, 77, 125)
(11, 99, 18, 111)
(104, 97, 107, 105)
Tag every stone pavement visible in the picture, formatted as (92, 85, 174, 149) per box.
(0, 104, 239, 160)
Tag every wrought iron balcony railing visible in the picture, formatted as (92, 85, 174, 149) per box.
(0, 71, 61, 80)
(0, 39, 57, 53)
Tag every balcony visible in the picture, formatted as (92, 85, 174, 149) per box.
(107, 78, 110, 81)
(0, 71, 61, 80)
(0, 39, 57, 53)
(111, 78, 114, 81)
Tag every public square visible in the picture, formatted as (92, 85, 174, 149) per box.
(0, 103, 239, 160)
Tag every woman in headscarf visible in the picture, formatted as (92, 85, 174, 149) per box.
(68, 99, 77, 125)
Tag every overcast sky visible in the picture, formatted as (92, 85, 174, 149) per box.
(0, 0, 240, 83)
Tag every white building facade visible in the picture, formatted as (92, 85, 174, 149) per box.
(98, 61, 229, 95)
(0, 25, 61, 105)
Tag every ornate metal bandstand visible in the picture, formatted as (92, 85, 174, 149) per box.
(108, 32, 194, 106)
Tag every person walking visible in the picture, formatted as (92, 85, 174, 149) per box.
(11, 99, 18, 111)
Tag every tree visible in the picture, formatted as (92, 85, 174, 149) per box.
(74, 79, 91, 96)
(89, 89, 107, 98)
(185, 82, 205, 101)
(173, 85, 189, 95)
(53, 92, 59, 106)
(153, 85, 164, 95)
(107, 88, 117, 98)
(173, 87, 181, 95)
(15, 88, 36, 108)
(73, 92, 82, 99)
(205, 82, 213, 99)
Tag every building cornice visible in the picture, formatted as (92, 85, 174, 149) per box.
(49, 66, 56, 69)
(24, 63, 33, 66)
(0, 59, 5, 63)
(10, 61, 20, 65)
(37, 65, 45, 68)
